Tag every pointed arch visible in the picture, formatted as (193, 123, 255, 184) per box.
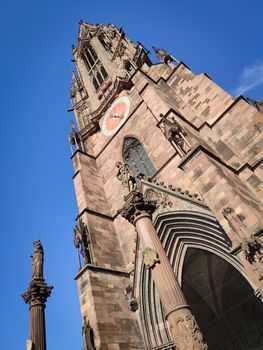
(139, 210, 262, 349)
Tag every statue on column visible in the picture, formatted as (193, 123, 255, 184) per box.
(116, 162, 137, 193)
(31, 240, 44, 280)
(82, 316, 95, 350)
(159, 114, 191, 156)
(22, 241, 53, 350)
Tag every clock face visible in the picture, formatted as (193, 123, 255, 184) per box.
(100, 96, 130, 136)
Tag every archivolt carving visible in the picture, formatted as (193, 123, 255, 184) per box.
(139, 211, 238, 350)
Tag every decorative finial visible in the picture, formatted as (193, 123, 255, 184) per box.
(152, 46, 179, 65)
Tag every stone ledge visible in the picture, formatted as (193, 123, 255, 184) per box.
(74, 263, 130, 280)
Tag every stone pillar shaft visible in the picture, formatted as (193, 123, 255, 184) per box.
(29, 303, 46, 350)
(22, 241, 53, 350)
(120, 192, 207, 350)
(135, 213, 187, 315)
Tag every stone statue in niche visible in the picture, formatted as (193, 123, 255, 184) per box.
(241, 236, 263, 263)
(82, 316, 95, 350)
(74, 219, 92, 268)
(223, 207, 263, 281)
(31, 240, 44, 280)
(159, 114, 191, 156)
(241, 236, 263, 281)
(172, 314, 208, 350)
(116, 162, 137, 193)
(222, 206, 248, 245)
(69, 119, 82, 151)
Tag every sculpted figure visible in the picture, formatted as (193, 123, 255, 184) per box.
(159, 114, 191, 155)
(74, 219, 91, 265)
(153, 46, 174, 64)
(31, 240, 44, 279)
(82, 316, 95, 350)
(116, 161, 137, 193)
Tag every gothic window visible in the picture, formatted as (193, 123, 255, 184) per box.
(82, 44, 97, 70)
(96, 71, 104, 85)
(122, 137, 156, 181)
(100, 66, 108, 80)
(92, 77, 99, 91)
(82, 42, 108, 93)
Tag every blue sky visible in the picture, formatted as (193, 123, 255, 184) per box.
(0, 1, 262, 349)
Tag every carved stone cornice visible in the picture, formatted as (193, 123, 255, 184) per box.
(22, 279, 53, 307)
(118, 191, 156, 225)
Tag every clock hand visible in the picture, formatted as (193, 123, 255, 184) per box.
(110, 114, 123, 119)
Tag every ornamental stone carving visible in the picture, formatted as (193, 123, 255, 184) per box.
(172, 314, 208, 350)
(22, 241, 53, 306)
(143, 247, 160, 269)
(82, 316, 95, 350)
(159, 114, 191, 156)
(31, 240, 44, 280)
(222, 206, 248, 243)
(116, 162, 137, 193)
(144, 188, 173, 209)
(118, 191, 156, 225)
(241, 236, 263, 281)
(153, 47, 174, 64)
(74, 219, 92, 267)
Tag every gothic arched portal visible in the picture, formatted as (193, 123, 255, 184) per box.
(183, 248, 263, 349)
(139, 211, 263, 349)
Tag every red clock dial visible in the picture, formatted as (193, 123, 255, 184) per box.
(101, 96, 130, 136)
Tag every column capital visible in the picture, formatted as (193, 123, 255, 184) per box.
(118, 191, 156, 225)
(22, 279, 53, 307)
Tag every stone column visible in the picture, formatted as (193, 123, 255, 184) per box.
(120, 191, 207, 350)
(22, 241, 53, 350)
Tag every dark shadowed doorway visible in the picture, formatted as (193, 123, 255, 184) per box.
(182, 248, 263, 349)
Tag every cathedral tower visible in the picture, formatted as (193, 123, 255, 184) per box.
(69, 22, 263, 350)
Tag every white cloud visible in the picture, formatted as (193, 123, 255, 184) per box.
(232, 61, 263, 97)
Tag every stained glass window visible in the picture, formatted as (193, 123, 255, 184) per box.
(123, 137, 156, 181)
